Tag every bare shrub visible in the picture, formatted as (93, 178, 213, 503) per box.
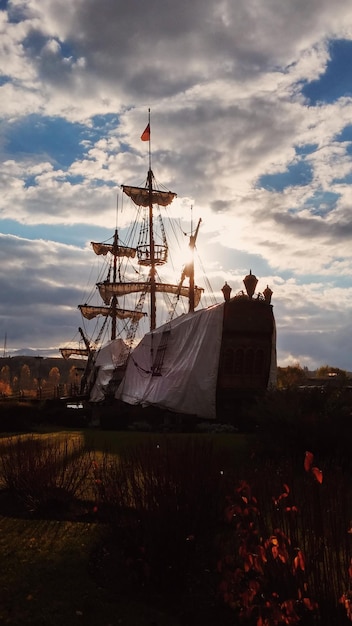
(93, 436, 227, 590)
(0, 434, 92, 515)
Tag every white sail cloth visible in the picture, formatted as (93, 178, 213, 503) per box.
(116, 305, 224, 419)
(90, 338, 129, 402)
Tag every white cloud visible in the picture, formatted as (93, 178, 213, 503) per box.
(1, 0, 352, 367)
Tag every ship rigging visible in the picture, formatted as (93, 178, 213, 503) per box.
(60, 111, 205, 399)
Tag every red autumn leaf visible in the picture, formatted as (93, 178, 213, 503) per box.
(304, 451, 314, 472)
(303, 597, 318, 611)
(244, 554, 254, 572)
(274, 483, 290, 506)
(285, 505, 299, 513)
(293, 550, 305, 572)
(271, 545, 279, 559)
(312, 466, 323, 484)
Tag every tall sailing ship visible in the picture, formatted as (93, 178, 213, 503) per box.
(61, 114, 277, 422)
(60, 114, 204, 402)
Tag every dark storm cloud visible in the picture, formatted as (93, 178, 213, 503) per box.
(23, 0, 351, 100)
(0, 234, 92, 348)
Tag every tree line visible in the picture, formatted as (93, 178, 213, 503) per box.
(277, 363, 350, 389)
(0, 356, 85, 399)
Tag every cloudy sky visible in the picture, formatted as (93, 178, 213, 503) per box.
(1, 0, 352, 370)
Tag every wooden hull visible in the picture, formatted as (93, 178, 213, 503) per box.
(218, 297, 275, 389)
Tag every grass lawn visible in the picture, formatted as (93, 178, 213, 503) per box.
(2, 427, 351, 624)
(0, 515, 187, 626)
(80, 427, 252, 455)
(0, 429, 251, 626)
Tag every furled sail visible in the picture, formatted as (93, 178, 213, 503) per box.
(122, 185, 176, 207)
(79, 304, 146, 322)
(98, 281, 203, 308)
(60, 347, 90, 360)
(91, 242, 136, 258)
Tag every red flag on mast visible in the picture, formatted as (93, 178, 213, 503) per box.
(141, 123, 150, 141)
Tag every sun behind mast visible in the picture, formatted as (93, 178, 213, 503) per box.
(118, 111, 203, 330)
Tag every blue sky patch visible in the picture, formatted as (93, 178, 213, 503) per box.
(5, 114, 120, 170)
(6, 116, 87, 167)
(23, 32, 50, 56)
(91, 114, 119, 132)
(295, 144, 317, 156)
(58, 40, 77, 61)
(63, 175, 85, 186)
(302, 39, 352, 105)
(305, 191, 339, 216)
(343, 142, 352, 157)
(23, 175, 37, 189)
(5, 0, 30, 23)
(0, 219, 114, 247)
(258, 160, 313, 192)
(333, 172, 352, 185)
(336, 124, 352, 143)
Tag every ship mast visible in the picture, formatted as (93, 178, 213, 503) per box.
(118, 114, 203, 333)
(188, 217, 202, 313)
(145, 110, 156, 330)
(147, 167, 157, 330)
(111, 228, 118, 340)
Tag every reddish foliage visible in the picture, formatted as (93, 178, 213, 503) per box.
(304, 451, 314, 472)
(340, 593, 352, 621)
(293, 550, 305, 573)
(304, 451, 323, 484)
(311, 466, 323, 484)
(217, 477, 319, 625)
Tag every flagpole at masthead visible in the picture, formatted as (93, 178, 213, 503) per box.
(148, 108, 151, 172)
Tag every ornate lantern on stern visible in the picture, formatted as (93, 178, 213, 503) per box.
(243, 270, 258, 299)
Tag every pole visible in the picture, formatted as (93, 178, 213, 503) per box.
(188, 218, 202, 313)
(148, 166, 156, 331)
(111, 229, 118, 340)
(145, 109, 156, 331)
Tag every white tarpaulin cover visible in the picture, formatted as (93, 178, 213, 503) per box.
(116, 304, 224, 419)
(90, 338, 129, 402)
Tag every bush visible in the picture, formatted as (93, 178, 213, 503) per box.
(0, 401, 42, 432)
(196, 422, 238, 434)
(216, 453, 352, 625)
(91, 435, 352, 623)
(251, 387, 352, 459)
